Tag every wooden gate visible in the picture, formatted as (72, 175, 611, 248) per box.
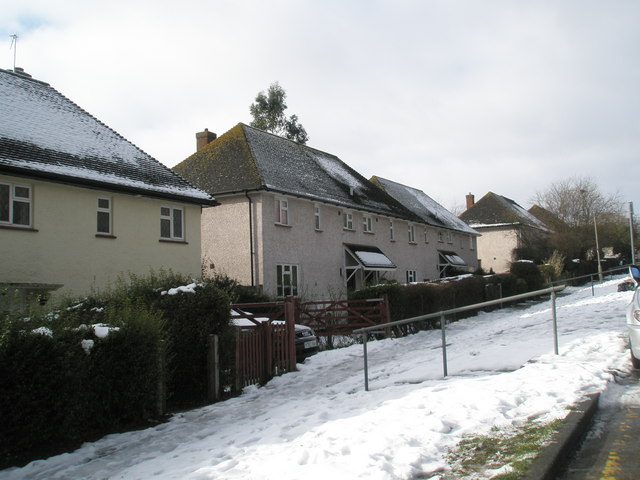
(232, 298, 296, 389)
(296, 296, 390, 337)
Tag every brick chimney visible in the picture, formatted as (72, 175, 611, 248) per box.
(196, 128, 217, 152)
(13, 67, 32, 78)
(466, 193, 475, 209)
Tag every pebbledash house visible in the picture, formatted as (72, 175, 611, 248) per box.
(0, 68, 216, 311)
(173, 124, 479, 300)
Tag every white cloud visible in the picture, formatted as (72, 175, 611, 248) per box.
(3, 0, 639, 213)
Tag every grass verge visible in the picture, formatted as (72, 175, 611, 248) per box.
(443, 418, 563, 479)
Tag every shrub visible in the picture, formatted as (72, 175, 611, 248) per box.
(510, 261, 544, 291)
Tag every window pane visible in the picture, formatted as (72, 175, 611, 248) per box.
(160, 218, 171, 238)
(291, 266, 298, 296)
(173, 208, 183, 238)
(98, 198, 110, 209)
(97, 211, 110, 233)
(14, 186, 30, 199)
(161, 207, 170, 217)
(0, 184, 9, 222)
(13, 200, 30, 226)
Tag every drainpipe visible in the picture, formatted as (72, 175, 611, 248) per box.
(245, 191, 255, 287)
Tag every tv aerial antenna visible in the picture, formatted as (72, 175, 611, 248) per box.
(9, 34, 18, 71)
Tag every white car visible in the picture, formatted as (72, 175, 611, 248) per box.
(626, 265, 640, 368)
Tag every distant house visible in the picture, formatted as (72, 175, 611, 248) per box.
(173, 123, 478, 300)
(0, 68, 216, 311)
(459, 192, 550, 273)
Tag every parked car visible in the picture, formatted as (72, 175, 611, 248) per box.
(626, 265, 640, 368)
(295, 324, 319, 362)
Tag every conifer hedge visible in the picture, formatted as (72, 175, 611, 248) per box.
(0, 272, 232, 469)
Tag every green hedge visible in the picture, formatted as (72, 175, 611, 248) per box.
(350, 275, 486, 327)
(0, 300, 163, 468)
(0, 272, 233, 468)
(350, 271, 546, 330)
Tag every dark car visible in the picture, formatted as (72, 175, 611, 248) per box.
(295, 324, 319, 362)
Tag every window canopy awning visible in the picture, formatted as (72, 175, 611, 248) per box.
(438, 251, 467, 267)
(344, 244, 396, 270)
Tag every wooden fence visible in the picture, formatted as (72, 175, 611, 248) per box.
(232, 298, 296, 389)
(232, 295, 389, 388)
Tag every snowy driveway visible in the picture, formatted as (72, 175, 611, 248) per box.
(1, 278, 633, 480)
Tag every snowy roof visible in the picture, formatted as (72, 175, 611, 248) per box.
(459, 192, 549, 231)
(0, 69, 215, 205)
(370, 176, 478, 235)
(173, 124, 422, 221)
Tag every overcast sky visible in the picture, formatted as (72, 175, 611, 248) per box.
(3, 0, 639, 217)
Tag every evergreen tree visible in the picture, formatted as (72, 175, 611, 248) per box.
(249, 82, 308, 144)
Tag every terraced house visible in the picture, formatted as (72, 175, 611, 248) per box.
(174, 124, 479, 300)
(0, 68, 216, 311)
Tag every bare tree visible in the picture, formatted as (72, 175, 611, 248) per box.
(532, 176, 622, 228)
(532, 176, 630, 260)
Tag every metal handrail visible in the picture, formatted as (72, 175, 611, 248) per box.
(355, 285, 567, 391)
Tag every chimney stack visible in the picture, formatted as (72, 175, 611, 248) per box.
(196, 128, 217, 152)
(466, 193, 475, 209)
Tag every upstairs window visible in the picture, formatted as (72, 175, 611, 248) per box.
(314, 204, 321, 230)
(160, 206, 184, 241)
(437, 231, 444, 243)
(97, 196, 112, 235)
(389, 220, 395, 241)
(343, 211, 354, 230)
(276, 199, 289, 225)
(363, 214, 373, 233)
(424, 228, 429, 243)
(0, 182, 31, 227)
(408, 224, 416, 243)
(447, 232, 453, 244)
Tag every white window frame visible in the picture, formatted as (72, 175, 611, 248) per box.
(406, 270, 417, 283)
(408, 224, 416, 243)
(314, 204, 321, 230)
(389, 220, 395, 241)
(363, 214, 373, 233)
(437, 231, 444, 243)
(424, 227, 429, 244)
(0, 181, 32, 227)
(343, 211, 354, 230)
(97, 196, 112, 235)
(276, 264, 299, 297)
(160, 205, 184, 241)
(447, 232, 453, 244)
(275, 198, 290, 225)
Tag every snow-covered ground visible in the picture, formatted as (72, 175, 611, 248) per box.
(1, 277, 633, 480)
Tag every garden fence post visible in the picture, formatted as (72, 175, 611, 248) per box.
(157, 339, 166, 416)
(207, 334, 220, 402)
(285, 296, 297, 372)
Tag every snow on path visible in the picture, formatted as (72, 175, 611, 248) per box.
(1, 278, 633, 480)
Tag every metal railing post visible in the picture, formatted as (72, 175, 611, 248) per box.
(363, 333, 369, 391)
(551, 291, 559, 355)
(441, 313, 448, 377)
